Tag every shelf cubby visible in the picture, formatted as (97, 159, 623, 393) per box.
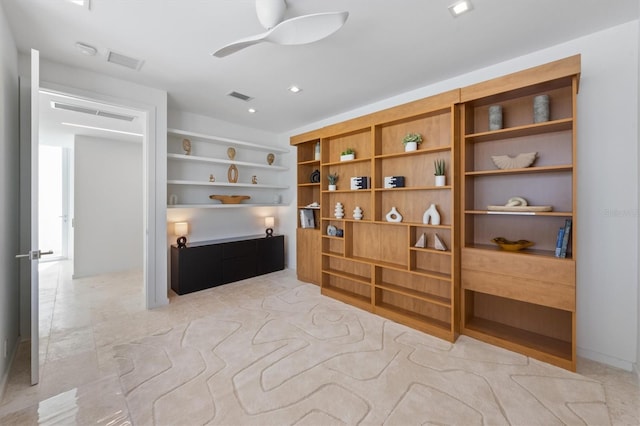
(375, 108, 452, 156)
(322, 274, 372, 310)
(374, 288, 452, 337)
(323, 256, 372, 285)
(463, 290, 573, 369)
(375, 267, 451, 306)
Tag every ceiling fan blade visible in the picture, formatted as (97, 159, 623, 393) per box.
(211, 31, 269, 58)
(212, 10, 349, 58)
(265, 11, 349, 45)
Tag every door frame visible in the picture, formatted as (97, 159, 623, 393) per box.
(19, 77, 168, 347)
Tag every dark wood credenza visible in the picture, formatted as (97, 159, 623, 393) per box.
(170, 234, 285, 295)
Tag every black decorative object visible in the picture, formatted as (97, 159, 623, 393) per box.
(310, 169, 320, 183)
(177, 236, 187, 249)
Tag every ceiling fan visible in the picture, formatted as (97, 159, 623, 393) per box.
(212, 0, 349, 58)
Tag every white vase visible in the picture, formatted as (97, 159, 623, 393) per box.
(404, 141, 417, 152)
(328, 184, 337, 191)
(385, 206, 403, 223)
(353, 206, 363, 220)
(340, 154, 354, 161)
(435, 175, 446, 187)
(423, 204, 441, 225)
(334, 202, 344, 219)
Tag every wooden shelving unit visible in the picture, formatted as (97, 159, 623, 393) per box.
(292, 89, 460, 342)
(291, 55, 580, 370)
(460, 55, 580, 371)
(294, 140, 322, 285)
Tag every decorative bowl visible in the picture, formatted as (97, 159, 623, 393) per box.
(209, 195, 250, 204)
(491, 237, 534, 251)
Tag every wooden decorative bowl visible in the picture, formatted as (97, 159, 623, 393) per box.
(209, 195, 250, 204)
(491, 237, 534, 251)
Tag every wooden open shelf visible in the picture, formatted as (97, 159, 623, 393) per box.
(464, 118, 573, 142)
(323, 268, 371, 285)
(466, 210, 573, 217)
(374, 303, 451, 339)
(463, 317, 573, 367)
(465, 164, 572, 176)
(322, 286, 371, 311)
(375, 282, 450, 307)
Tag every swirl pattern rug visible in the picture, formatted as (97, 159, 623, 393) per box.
(114, 275, 611, 425)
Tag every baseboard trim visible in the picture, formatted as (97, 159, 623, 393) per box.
(577, 346, 634, 371)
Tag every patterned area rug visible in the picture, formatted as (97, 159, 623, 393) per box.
(114, 276, 610, 425)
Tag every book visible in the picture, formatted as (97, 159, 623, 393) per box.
(554, 227, 565, 257)
(559, 219, 572, 258)
(300, 209, 315, 229)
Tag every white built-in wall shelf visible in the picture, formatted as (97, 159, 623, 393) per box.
(167, 153, 289, 171)
(167, 180, 289, 190)
(167, 128, 290, 153)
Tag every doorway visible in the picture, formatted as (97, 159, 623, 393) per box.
(37, 88, 147, 370)
(38, 145, 70, 262)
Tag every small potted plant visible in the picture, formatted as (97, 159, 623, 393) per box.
(340, 148, 355, 162)
(403, 133, 422, 152)
(327, 173, 338, 191)
(434, 159, 446, 186)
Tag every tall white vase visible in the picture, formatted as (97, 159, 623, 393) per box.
(385, 206, 403, 222)
(423, 204, 441, 225)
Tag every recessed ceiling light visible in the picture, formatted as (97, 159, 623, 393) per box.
(288, 85, 302, 93)
(66, 0, 90, 10)
(248, 108, 257, 113)
(75, 42, 97, 56)
(449, 0, 473, 16)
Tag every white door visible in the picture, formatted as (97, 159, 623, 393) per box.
(16, 49, 51, 385)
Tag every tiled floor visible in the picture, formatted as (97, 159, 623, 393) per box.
(0, 261, 638, 425)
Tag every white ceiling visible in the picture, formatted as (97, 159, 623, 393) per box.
(3, 0, 639, 137)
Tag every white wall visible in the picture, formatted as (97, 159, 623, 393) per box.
(166, 110, 292, 263)
(282, 21, 640, 371)
(73, 136, 143, 277)
(0, 0, 21, 396)
(18, 56, 169, 309)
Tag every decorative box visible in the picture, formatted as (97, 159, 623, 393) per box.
(350, 176, 369, 190)
(384, 176, 405, 188)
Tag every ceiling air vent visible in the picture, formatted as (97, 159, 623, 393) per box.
(106, 50, 144, 71)
(50, 101, 136, 121)
(227, 91, 253, 102)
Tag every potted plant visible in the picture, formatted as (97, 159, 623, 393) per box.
(434, 159, 446, 186)
(327, 173, 338, 191)
(402, 133, 422, 152)
(340, 148, 355, 161)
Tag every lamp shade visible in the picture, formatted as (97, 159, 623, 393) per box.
(174, 222, 189, 236)
(265, 217, 275, 228)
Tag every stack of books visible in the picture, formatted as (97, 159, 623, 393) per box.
(554, 219, 572, 258)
